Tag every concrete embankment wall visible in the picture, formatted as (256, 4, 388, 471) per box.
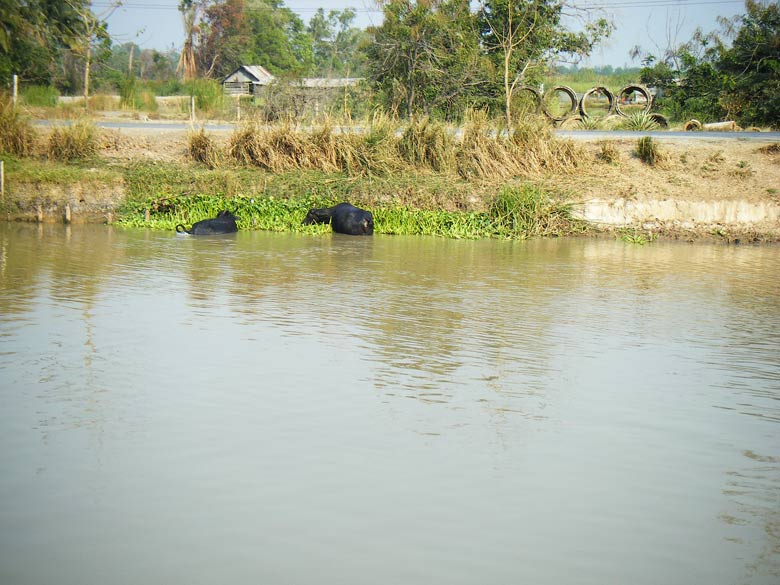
(572, 198, 780, 233)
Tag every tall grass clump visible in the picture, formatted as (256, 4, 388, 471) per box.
(47, 120, 98, 161)
(509, 116, 580, 174)
(398, 116, 455, 172)
(0, 98, 37, 156)
(487, 184, 577, 238)
(228, 113, 403, 177)
(596, 140, 620, 164)
(188, 128, 221, 168)
(228, 122, 333, 172)
(119, 75, 139, 109)
(346, 110, 401, 176)
(457, 111, 580, 180)
(88, 94, 119, 111)
(635, 136, 663, 166)
(457, 109, 517, 179)
(21, 85, 59, 107)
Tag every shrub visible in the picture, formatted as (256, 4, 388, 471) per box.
(488, 184, 575, 237)
(635, 136, 663, 166)
(0, 98, 37, 156)
(47, 120, 98, 161)
(621, 111, 659, 131)
(21, 85, 59, 107)
(119, 75, 138, 109)
(182, 79, 224, 115)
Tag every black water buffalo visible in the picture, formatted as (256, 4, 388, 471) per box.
(302, 203, 374, 236)
(176, 210, 238, 235)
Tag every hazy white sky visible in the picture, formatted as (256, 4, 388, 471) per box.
(99, 0, 748, 68)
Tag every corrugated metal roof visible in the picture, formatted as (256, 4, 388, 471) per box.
(223, 67, 363, 89)
(224, 65, 275, 84)
(295, 78, 363, 88)
(242, 65, 275, 83)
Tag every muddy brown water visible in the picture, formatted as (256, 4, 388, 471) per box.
(1, 223, 779, 585)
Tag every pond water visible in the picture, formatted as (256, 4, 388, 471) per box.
(1, 223, 779, 585)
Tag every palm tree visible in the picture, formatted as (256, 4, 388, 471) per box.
(177, 0, 201, 80)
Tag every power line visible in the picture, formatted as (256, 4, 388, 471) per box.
(94, 2, 383, 13)
(94, 0, 746, 12)
(578, 0, 744, 8)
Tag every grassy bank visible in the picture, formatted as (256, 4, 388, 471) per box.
(1, 105, 588, 239)
(0, 154, 583, 239)
(3, 101, 779, 243)
(116, 168, 582, 239)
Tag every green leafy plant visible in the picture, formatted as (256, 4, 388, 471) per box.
(487, 184, 578, 238)
(621, 111, 659, 131)
(618, 229, 656, 245)
(577, 116, 602, 130)
(21, 85, 59, 107)
(635, 136, 664, 166)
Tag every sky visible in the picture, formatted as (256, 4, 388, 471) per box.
(99, 0, 749, 68)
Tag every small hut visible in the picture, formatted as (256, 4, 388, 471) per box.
(222, 65, 275, 96)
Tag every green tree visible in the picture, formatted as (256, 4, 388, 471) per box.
(479, 0, 612, 126)
(0, 0, 88, 88)
(366, 0, 486, 118)
(633, 1, 779, 127)
(242, 0, 312, 76)
(196, 0, 251, 78)
(186, 0, 312, 77)
(717, 0, 780, 127)
(307, 8, 368, 76)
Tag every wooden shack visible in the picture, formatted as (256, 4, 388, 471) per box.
(222, 65, 275, 96)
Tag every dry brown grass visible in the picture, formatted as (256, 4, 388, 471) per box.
(596, 141, 621, 164)
(0, 98, 37, 157)
(223, 112, 584, 182)
(456, 111, 582, 179)
(508, 117, 580, 174)
(757, 143, 780, 156)
(398, 117, 455, 172)
(188, 128, 221, 168)
(47, 120, 98, 161)
(26, 113, 775, 222)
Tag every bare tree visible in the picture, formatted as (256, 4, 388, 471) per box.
(480, 0, 540, 127)
(67, 0, 121, 104)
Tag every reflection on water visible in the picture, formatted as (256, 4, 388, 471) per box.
(1, 223, 779, 585)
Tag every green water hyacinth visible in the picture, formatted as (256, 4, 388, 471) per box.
(118, 183, 582, 241)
